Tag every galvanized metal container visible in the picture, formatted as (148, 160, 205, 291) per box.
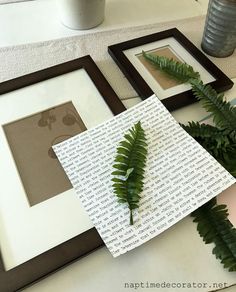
(201, 0, 236, 57)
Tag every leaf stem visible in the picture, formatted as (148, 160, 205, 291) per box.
(130, 209, 134, 225)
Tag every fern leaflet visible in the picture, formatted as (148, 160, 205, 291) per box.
(112, 121, 148, 225)
(142, 51, 200, 82)
(181, 122, 236, 176)
(190, 79, 236, 131)
(192, 198, 236, 271)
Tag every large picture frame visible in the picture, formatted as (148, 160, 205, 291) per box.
(0, 55, 126, 292)
(108, 28, 234, 111)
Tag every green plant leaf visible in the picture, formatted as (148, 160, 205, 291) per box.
(192, 199, 236, 271)
(143, 52, 236, 133)
(181, 122, 236, 271)
(142, 51, 200, 83)
(190, 79, 236, 131)
(112, 121, 148, 225)
(142, 52, 236, 271)
(181, 122, 236, 177)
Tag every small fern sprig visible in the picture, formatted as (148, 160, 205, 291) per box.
(142, 51, 200, 83)
(192, 198, 236, 271)
(111, 121, 147, 225)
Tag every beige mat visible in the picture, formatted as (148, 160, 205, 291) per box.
(0, 15, 235, 99)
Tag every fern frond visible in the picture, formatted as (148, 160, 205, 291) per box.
(142, 52, 236, 271)
(143, 52, 236, 132)
(190, 79, 236, 131)
(192, 199, 236, 271)
(181, 122, 236, 177)
(112, 121, 147, 225)
(181, 122, 225, 141)
(184, 122, 236, 270)
(142, 51, 200, 83)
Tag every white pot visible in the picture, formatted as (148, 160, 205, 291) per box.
(59, 0, 105, 30)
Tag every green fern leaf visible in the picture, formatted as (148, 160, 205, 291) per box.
(142, 52, 236, 271)
(190, 79, 236, 131)
(181, 121, 224, 140)
(142, 51, 200, 83)
(112, 121, 147, 225)
(182, 122, 236, 271)
(192, 199, 236, 271)
(181, 122, 236, 176)
(143, 52, 236, 133)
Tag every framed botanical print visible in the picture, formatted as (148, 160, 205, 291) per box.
(108, 28, 234, 111)
(0, 55, 126, 292)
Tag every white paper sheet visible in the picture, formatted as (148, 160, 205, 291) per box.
(53, 95, 235, 257)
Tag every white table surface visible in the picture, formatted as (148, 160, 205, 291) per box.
(1, 0, 236, 292)
(0, 0, 209, 47)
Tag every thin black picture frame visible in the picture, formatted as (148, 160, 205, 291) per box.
(108, 28, 234, 111)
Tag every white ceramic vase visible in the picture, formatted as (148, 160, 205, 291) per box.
(59, 0, 105, 30)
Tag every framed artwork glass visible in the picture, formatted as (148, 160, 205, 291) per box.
(108, 28, 234, 111)
(0, 55, 126, 292)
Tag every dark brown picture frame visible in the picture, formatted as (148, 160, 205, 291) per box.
(0, 55, 126, 292)
(108, 28, 234, 111)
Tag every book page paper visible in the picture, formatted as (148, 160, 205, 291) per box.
(53, 95, 235, 257)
